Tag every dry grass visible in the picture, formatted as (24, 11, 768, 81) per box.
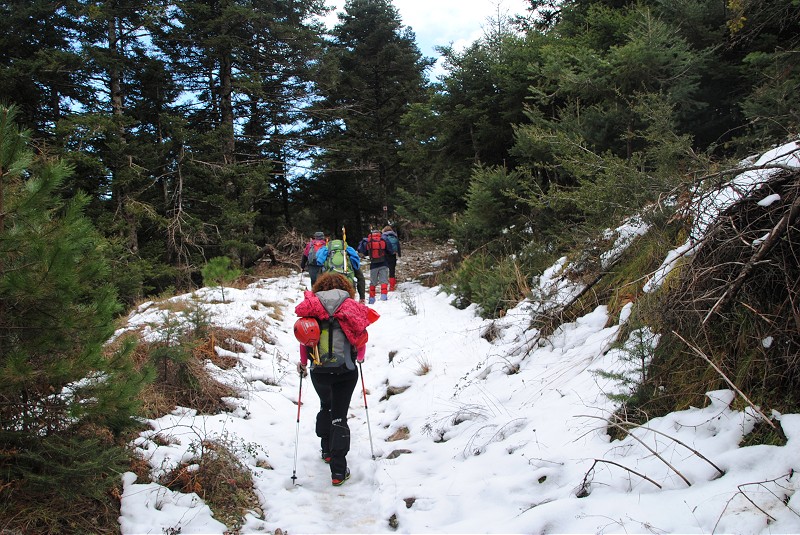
(159, 438, 261, 531)
(245, 317, 276, 344)
(117, 329, 239, 418)
(415, 357, 432, 376)
(127, 451, 153, 483)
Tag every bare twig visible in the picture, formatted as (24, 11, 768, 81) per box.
(738, 472, 800, 520)
(585, 413, 726, 478)
(602, 418, 692, 486)
(583, 458, 663, 492)
(712, 471, 799, 532)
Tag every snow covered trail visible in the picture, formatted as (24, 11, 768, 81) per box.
(120, 269, 800, 534)
(251, 280, 505, 533)
(120, 142, 800, 533)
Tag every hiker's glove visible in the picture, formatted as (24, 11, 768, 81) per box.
(356, 356, 364, 363)
(297, 362, 308, 377)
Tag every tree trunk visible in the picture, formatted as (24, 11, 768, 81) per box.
(220, 53, 235, 164)
(108, 16, 138, 254)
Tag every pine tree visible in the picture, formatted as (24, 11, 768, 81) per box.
(202, 256, 241, 302)
(149, 0, 328, 264)
(0, 105, 149, 532)
(0, 0, 89, 136)
(309, 0, 431, 232)
(398, 28, 544, 231)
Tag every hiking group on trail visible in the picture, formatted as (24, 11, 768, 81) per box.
(293, 226, 401, 486)
(292, 272, 378, 486)
(301, 231, 366, 303)
(301, 226, 402, 304)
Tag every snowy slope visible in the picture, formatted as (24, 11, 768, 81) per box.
(118, 143, 800, 535)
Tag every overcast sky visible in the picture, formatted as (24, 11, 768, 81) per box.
(323, 0, 532, 78)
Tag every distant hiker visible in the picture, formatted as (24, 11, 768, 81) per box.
(301, 231, 327, 285)
(295, 273, 371, 486)
(316, 239, 367, 303)
(353, 265, 367, 304)
(381, 225, 401, 291)
(357, 229, 390, 303)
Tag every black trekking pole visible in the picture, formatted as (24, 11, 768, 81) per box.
(291, 374, 304, 484)
(358, 361, 376, 460)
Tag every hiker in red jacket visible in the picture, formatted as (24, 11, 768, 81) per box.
(357, 229, 390, 303)
(295, 273, 370, 486)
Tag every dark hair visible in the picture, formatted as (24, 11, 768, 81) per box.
(312, 272, 356, 299)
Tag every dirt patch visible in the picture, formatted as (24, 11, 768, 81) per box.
(394, 238, 459, 286)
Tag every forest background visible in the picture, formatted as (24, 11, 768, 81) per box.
(1, 0, 796, 309)
(1, 0, 799, 532)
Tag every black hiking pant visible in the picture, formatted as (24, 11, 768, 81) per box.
(307, 264, 322, 285)
(354, 267, 366, 301)
(386, 254, 397, 279)
(311, 368, 359, 477)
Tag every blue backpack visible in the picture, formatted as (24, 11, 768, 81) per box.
(382, 232, 399, 254)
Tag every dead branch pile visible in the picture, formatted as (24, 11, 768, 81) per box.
(662, 169, 800, 399)
(244, 227, 306, 270)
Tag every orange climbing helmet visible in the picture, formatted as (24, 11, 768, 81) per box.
(293, 317, 320, 346)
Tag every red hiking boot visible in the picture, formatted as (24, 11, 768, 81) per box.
(331, 468, 351, 486)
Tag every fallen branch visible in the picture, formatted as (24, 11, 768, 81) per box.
(672, 331, 776, 429)
(243, 244, 277, 268)
(604, 418, 692, 487)
(585, 413, 725, 478)
(694, 162, 800, 184)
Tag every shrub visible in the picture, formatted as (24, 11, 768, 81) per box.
(444, 253, 530, 318)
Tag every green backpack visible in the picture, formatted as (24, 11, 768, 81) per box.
(323, 240, 356, 288)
